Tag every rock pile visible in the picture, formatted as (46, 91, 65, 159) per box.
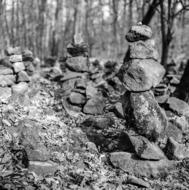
(61, 34, 106, 115)
(109, 24, 176, 178)
(0, 47, 35, 103)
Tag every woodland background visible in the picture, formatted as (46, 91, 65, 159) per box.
(0, 0, 189, 66)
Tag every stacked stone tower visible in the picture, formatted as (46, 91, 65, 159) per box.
(118, 23, 168, 141)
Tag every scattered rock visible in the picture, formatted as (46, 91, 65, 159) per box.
(164, 137, 189, 160)
(167, 97, 189, 116)
(69, 92, 86, 105)
(83, 97, 105, 115)
(9, 55, 22, 63)
(126, 24, 152, 42)
(29, 161, 58, 176)
(129, 39, 159, 61)
(127, 134, 166, 160)
(118, 59, 165, 91)
(0, 66, 13, 75)
(123, 91, 168, 141)
(0, 75, 16, 87)
(13, 62, 25, 73)
(110, 152, 174, 178)
(17, 71, 30, 82)
(12, 82, 29, 94)
(0, 87, 12, 103)
(127, 175, 150, 188)
(66, 56, 89, 72)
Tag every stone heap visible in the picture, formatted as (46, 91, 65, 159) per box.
(118, 23, 167, 141)
(61, 34, 105, 115)
(0, 47, 35, 103)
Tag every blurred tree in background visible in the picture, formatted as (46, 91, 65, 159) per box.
(0, 0, 189, 66)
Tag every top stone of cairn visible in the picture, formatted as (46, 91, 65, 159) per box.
(126, 23, 152, 42)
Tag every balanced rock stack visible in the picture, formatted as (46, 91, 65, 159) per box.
(62, 34, 105, 115)
(118, 23, 167, 141)
(0, 47, 35, 103)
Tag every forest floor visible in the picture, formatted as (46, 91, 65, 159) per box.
(0, 74, 189, 190)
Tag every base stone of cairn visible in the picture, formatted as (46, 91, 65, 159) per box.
(119, 23, 167, 141)
(0, 47, 35, 103)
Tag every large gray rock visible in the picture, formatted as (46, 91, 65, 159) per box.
(12, 82, 29, 94)
(17, 71, 30, 82)
(9, 55, 22, 63)
(83, 97, 105, 115)
(22, 49, 33, 61)
(167, 97, 189, 116)
(0, 66, 13, 75)
(126, 24, 152, 42)
(5, 47, 22, 56)
(127, 134, 166, 160)
(123, 91, 168, 141)
(164, 137, 189, 160)
(66, 56, 89, 72)
(129, 39, 159, 61)
(118, 59, 165, 91)
(0, 74, 16, 87)
(13, 62, 25, 73)
(0, 87, 12, 103)
(69, 92, 86, 105)
(110, 152, 174, 178)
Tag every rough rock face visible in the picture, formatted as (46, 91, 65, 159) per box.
(125, 24, 152, 42)
(123, 91, 167, 141)
(119, 59, 165, 91)
(110, 152, 174, 178)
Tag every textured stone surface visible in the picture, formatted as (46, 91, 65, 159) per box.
(66, 56, 89, 72)
(164, 137, 189, 160)
(0, 74, 16, 87)
(22, 49, 33, 61)
(126, 24, 152, 42)
(13, 62, 25, 73)
(0, 66, 13, 75)
(69, 92, 86, 105)
(12, 82, 29, 94)
(167, 97, 189, 116)
(83, 97, 105, 115)
(17, 71, 30, 82)
(127, 134, 166, 160)
(0, 87, 12, 103)
(123, 91, 168, 141)
(110, 152, 174, 178)
(128, 39, 159, 61)
(118, 59, 165, 91)
(9, 55, 22, 63)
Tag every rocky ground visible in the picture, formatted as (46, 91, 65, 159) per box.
(1, 26, 189, 190)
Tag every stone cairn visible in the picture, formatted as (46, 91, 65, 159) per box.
(118, 23, 167, 141)
(0, 47, 35, 103)
(61, 34, 105, 115)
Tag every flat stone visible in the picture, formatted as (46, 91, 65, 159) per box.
(29, 161, 58, 176)
(69, 92, 86, 105)
(164, 137, 189, 160)
(110, 152, 174, 178)
(5, 47, 22, 56)
(0, 87, 12, 103)
(0, 75, 16, 87)
(9, 55, 22, 63)
(167, 97, 189, 116)
(118, 59, 165, 91)
(83, 97, 105, 115)
(0, 66, 13, 75)
(12, 82, 29, 94)
(129, 39, 159, 61)
(123, 91, 168, 141)
(127, 134, 166, 160)
(13, 62, 25, 73)
(126, 24, 152, 42)
(22, 49, 33, 61)
(66, 56, 89, 72)
(75, 79, 87, 89)
(17, 71, 30, 82)
(127, 175, 150, 188)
